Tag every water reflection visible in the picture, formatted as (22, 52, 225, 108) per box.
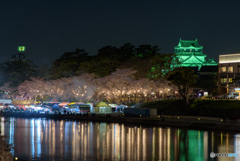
(1, 117, 240, 161)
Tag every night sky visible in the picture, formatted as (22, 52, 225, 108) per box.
(1, 0, 240, 66)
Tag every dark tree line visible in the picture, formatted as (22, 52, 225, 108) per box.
(0, 43, 166, 88)
(48, 43, 167, 80)
(0, 60, 37, 87)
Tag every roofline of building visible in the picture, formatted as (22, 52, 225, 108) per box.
(219, 61, 240, 64)
(174, 46, 203, 49)
(219, 53, 240, 57)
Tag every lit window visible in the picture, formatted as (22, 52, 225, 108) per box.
(220, 67, 226, 73)
(190, 49, 192, 52)
(228, 66, 233, 73)
(195, 49, 198, 51)
(221, 78, 227, 84)
(229, 78, 232, 83)
(224, 78, 227, 83)
(221, 78, 224, 83)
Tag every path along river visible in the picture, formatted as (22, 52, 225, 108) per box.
(1, 117, 240, 161)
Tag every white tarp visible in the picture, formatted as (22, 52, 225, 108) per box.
(0, 99, 12, 104)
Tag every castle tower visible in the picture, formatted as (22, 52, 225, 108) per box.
(174, 39, 217, 70)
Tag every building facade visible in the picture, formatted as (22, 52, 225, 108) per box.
(218, 53, 240, 94)
(174, 39, 218, 70)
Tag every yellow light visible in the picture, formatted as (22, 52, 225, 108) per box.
(198, 118, 200, 120)
(221, 119, 223, 121)
(15, 157, 18, 160)
(178, 117, 179, 119)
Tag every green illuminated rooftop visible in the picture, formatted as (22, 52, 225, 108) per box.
(175, 38, 203, 49)
(175, 39, 217, 69)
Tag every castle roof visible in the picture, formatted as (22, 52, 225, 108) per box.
(202, 58, 218, 65)
(181, 54, 204, 63)
(176, 53, 206, 57)
(175, 38, 203, 49)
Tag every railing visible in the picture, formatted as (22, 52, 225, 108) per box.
(204, 97, 239, 100)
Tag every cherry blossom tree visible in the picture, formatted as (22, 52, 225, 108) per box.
(16, 73, 98, 102)
(12, 67, 180, 104)
(17, 77, 52, 100)
(70, 73, 97, 102)
(96, 68, 137, 102)
(153, 78, 173, 98)
(0, 82, 17, 100)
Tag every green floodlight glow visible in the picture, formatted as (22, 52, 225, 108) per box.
(18, 46, 25, 52)
(174, 39, 218, 70)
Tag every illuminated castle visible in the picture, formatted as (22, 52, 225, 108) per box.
(174, 39, 218, 69)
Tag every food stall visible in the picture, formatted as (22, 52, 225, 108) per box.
(0, 99, 12, 109)
(11, 100, 35, 110)
(94, 102, 112, 113)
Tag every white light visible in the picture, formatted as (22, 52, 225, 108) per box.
(219, 61, 240, 63)
(219, 53, 240, 63)
(219, 53, 240, 56)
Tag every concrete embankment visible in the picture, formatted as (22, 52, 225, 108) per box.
(3, 112, 240, 132)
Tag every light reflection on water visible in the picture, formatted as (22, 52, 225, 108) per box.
(1, 117, 240, 161)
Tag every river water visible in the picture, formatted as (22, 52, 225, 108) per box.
(1, 117, 239, 161)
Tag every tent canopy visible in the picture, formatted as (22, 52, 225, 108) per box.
(95, 102, 110, 107)
(12, 99, 35, 105)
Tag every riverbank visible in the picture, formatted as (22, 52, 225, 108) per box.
(13, 158, 25, 161)
(140, 99, 240, 119)
(0, 136, 13, 161)
(3, 112, 240, 133)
